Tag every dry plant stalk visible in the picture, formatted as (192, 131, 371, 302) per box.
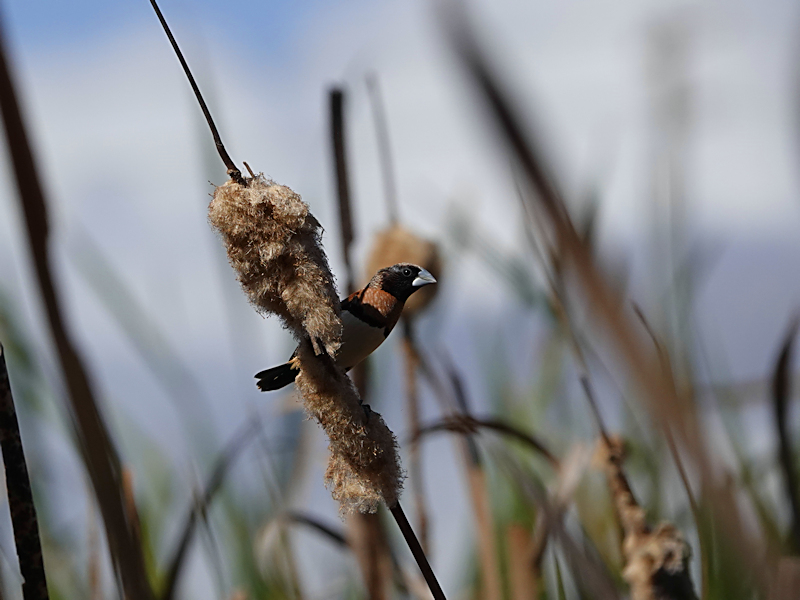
(771, 557, 800, 600)
(594, 436, 697, 600)
(400, 323, 430, 554)
(0, 345, 49, 600)
(209, 174, 402, 513)
(346, 512, 395, 600)
(507, 524, 536, 600)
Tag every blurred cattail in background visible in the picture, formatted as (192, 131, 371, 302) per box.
(365, 224, 441, 317)
(594, 436, 696, 600)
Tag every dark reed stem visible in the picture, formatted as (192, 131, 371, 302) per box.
(330, 87, 356, 293)
(161, 420, 261, 600)
(148, 0, 243, 184)
(287, 512, 349, 547)
(366, 73, 399, 224)
(388, 502, 446, 600)
(772, 316, 800, 553)
(0, 346, 48, 600)
(0, 16, 154, 600)
(401, 320, 429, 553)
(414, 415, 559, 469)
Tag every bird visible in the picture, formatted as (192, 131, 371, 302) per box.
(256, 263, 437, 391)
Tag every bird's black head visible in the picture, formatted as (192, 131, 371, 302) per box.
(373, 263, 437, 301)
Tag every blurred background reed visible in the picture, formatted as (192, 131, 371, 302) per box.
(1, 0, 800, 598)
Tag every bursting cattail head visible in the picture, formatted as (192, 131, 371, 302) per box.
(293, 340, 403, 513)
(209, 175, 342, 355)
(365, 224, 442, 317)
(209, 174, 402, 513)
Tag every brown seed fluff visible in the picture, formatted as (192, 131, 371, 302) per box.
(294, 340, 402, 513)
(365, 224, 441, 317)
(209, 175, 342, 356)
(209, 174, 403, 512)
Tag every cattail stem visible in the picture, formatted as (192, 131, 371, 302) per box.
(401, 320, 429, 554)
(389, 502, 446, 600)
(148, 0, 243, 184)
(0, 346, 49, 600)
(329, 88, 356, 294)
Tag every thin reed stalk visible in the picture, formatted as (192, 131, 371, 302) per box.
(0, 17, 154, 600)
(633, 305, 709, 600)
(148, 0, 242, 183)
(330, 88, 356, 293)
(0, 345, 48, 600)
(772, 316, 800, 553)
(507, 524, 536, 600)
(389, 503, 447, 600)
(366, 73, 399, 224)
(413, 415, 559, 469)
(402, 320, 430, 554)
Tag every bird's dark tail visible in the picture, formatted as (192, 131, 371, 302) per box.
(255, 362, 298, 391)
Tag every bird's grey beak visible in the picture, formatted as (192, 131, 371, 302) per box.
(412, 268, 437, 287)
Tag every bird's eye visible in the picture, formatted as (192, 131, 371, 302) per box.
(402, 268, 412, 277)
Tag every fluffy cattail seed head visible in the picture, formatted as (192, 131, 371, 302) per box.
(209, 175, 342, 355)
(365, 224, 441, 316)
(294, 340, 403, 513)
(209, 174, 403, 513)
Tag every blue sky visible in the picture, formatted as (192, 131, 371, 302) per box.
(3, 0, 338, 60)
(2, 0, 380, 69)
